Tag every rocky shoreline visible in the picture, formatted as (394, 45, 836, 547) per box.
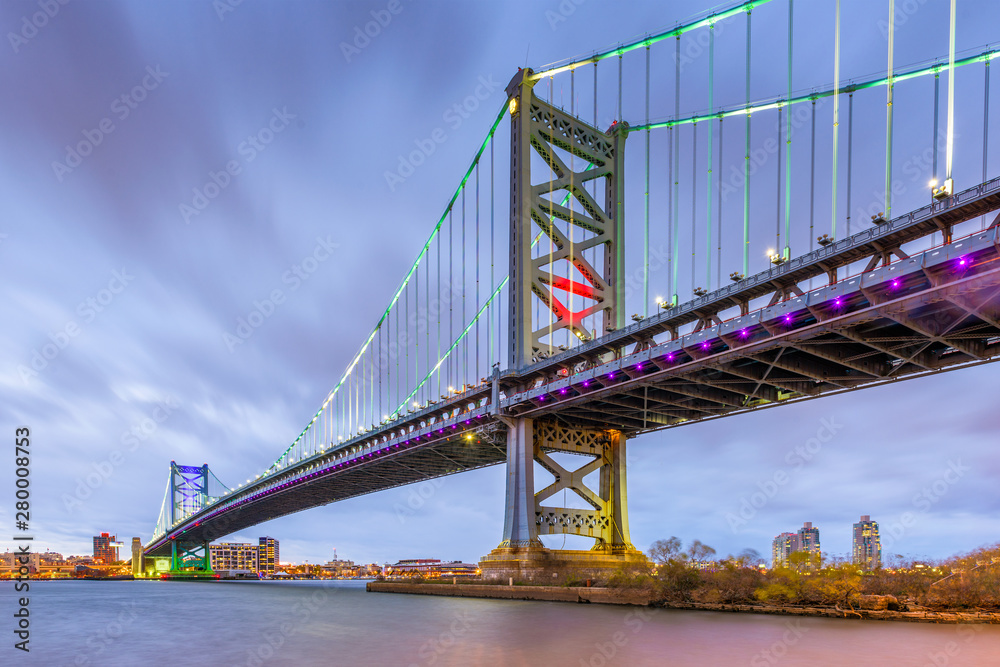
(653, 600, 1000, 624)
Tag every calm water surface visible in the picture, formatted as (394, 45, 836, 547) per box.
(6, 580, 1000, 666)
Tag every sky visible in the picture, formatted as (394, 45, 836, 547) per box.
(2, 0, 999, 568)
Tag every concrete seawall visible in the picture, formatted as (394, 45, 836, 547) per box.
(366, 582, 652, 605)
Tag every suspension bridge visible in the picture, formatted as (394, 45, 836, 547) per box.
(144, 0, 1000, 579)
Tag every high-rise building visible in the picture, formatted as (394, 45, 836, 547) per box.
(210, 543, 260, 571)
(772, 532, 796, 567)
(258, 537, 279, 574)
(130, 538, 144, 576)
(93, 533, 118, 564)
(852, 515, 882, 569)
(771, 522, 821, 567)
(797, 522, 821, 557)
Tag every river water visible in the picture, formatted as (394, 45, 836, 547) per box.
(7, 579, 1000, 666)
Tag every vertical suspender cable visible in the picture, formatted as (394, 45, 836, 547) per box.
(945, 0, 956, 187)
(743, 8, 752, 275)
(475, 163, 480, 382)
(984, 59, 991, 228)
(371, 336, 375, 427)
(847, 92, 854, 236)
(886, 0, 895, 220)
(645, 44, 650, 315)
(395, 301, 399, 416)
(490, 135, 495, 367)
(378, 324, 382, 422)
(436, 218, 441, 399)
(717, 117, 723, 287)
(618, 52, 623, 122)
(832, 0, 841, 239)
(810, 99, 816, 253)
(594, 61, 599, 309)
(933, 71, 940, 187)
(448, 208, 453, 389)
(667, 124, 673, 303)
(571, 67, 577, 341)
(424, 246, 429, 403)
(414, 258, 420, 404)
(672, 35, 681, 305)
(405, 270, 409, 409)
(776, 106, 783, 254)
(548, 75, 554, 354)
(784, 0, 793, 257)
(462, 187, 467, 383)
(692, 122, 698, 291)
(706, 25, 714, 290)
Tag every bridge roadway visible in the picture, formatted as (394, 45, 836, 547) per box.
(146, 180, 1000, 556)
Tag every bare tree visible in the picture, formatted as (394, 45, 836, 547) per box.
(647, 537, 682, 564)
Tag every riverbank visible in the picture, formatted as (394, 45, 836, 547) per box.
(366, 582, 1000, 623)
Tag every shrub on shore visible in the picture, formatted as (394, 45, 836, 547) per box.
(638, 538, 1000, 611)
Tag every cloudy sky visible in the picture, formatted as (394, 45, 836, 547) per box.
(2, 0, 998, 567)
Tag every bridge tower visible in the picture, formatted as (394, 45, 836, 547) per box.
(165, 461, 214, 576)
(481, 70, 645, 582)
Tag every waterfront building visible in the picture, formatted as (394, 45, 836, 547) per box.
(385, 559, 479, 578)
(93, 532, 118, 564)
(852, 515, 882, 569)
(210, 542, 260, 571)
(258, 537, 279, 574)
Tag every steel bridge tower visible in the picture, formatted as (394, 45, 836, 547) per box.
(165, 461, 214, 576)
(481, 69, 645, 581)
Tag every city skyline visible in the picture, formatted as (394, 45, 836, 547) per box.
(3, 0, 999, 567)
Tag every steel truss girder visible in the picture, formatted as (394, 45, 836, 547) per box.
(506, 260, 1000, 432)
(507, 68, 626, 369)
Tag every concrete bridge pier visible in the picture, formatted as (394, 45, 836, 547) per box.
(479, 418, 647, 583)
